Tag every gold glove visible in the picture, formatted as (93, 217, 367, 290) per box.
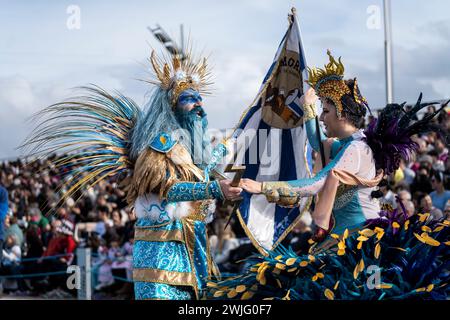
(262, 183, 300, 208)
(303, 103, 317, 122)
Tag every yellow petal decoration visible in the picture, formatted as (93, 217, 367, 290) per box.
(236, 285, 246, 293)
(308, 239, 316, 245)
(404, 220, 410, 230)
(337, 249, 346, 256)
(331, 234, 340, 239)
(357, 235, 369, 242)
(241, 291, 254, 300)
(275, 263, 286, 270)
(312, 275, 318, 281)
(357, 241, 363, 250)
(418, 213, 430, 223)
(374, 227, 384, 234)
(423, 236, 441, 247)
(433, 226, 444, 233)
(282, 290, 291, 300)
(338, 241, 346, 250)
(300, 261, 309, 267)
(317, 272, 324, 279)
(213, 290, 224, 297)
(259, 276, 267, 286)
(426, 284, 434, 292)
(358, 259, 365, 272)
(375, 243, 381, 259)
(353, 264, 360, 279)
(287, 267, 298, 273)
(392, 222, 400, 229)
(334, 281, 340, 290)
(414, 233, 426, 244)
(415, 233, 441, 246)
(444, 241, 450, 246)
(324, 288, 335, 300)
(376, 283, 393, 289)
(286, 258, 297, 266)
(275, 255, 283, 261)
(343, 229, 349, 240)
(414, 287, 426, 292)
(207, 282, 218, 288)
(376, 231, 385, 241)
(227, 290, 238, 299)
(358, 229, 375, 237)
(308, 255, 316, 262)
(421, 226, 432, 233)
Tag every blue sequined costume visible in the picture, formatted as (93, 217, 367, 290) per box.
(132, 132, 228, 300)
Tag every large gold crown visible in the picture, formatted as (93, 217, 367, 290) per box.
(306, 50, 367, 118)
(149, 50, 212, 106)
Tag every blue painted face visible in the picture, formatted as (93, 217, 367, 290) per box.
(176, 89, 203, 111)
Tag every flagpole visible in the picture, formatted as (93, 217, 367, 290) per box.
(383, 0, 394, 104)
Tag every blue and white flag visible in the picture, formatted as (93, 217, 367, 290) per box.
(229, 11, 312, 254)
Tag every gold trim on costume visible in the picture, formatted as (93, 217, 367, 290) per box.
(181, 218, 199, 299)
(133, 268, 196, 287)
(302, 103, 317, 122)
(134, 228, 184, 242)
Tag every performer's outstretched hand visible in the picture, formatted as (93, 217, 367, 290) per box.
(300, 87, 318, 106)
(240, 178, 262, 194)
(219, 179, 243, 200)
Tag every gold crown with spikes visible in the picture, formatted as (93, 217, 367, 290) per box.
(306, 50, 367, 118)
(149, 50, 212, 107)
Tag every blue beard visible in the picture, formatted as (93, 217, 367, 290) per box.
(174, 106, 212, 168)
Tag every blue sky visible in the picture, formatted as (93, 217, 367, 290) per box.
(0, 0, 449, 158)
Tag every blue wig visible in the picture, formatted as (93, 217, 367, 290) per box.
(129, 88, 181, 160)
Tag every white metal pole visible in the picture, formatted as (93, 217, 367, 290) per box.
(383, 0, 394, 104)
(77, 247, 91, 300)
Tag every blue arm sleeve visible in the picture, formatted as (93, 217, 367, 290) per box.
(305, 118, 327, 153)
(166, 180, 224, 202)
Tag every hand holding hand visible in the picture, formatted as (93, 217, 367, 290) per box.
(219, 179, 242, 200)
(240, 178, 263, 194)
(299, 87, 318, 107)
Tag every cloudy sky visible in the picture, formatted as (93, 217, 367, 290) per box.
(0, 0, 449, 158)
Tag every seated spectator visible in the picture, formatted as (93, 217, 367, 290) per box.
(404, 200, 416, 218)
(1, 234, 27, 293)
(4, 216, 24, 249)
(28, 206, 51, 245)
(94, 240, 114, 291)
(398, 190, 412, 203)
(418, 193, 443, 220)
(38, 219, 77, 290)
(410, 166, 433, 195)
(444, 200, 450, 220)
(430, 171, 450, 212)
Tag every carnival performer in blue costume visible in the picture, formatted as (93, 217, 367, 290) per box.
(22, 49, 242, 300)
(207, 51, 449, 300)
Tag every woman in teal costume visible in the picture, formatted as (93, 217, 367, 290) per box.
(207, 51, 449, 300)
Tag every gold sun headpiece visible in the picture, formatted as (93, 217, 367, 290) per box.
(306, 50, 367, 118)
(149, 50, 213, 107)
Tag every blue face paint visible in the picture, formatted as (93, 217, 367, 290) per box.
(176, 89, 202, 110)
(174, 89, 211, 168)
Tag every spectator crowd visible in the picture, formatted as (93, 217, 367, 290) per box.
(0, 104, 449, 299)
